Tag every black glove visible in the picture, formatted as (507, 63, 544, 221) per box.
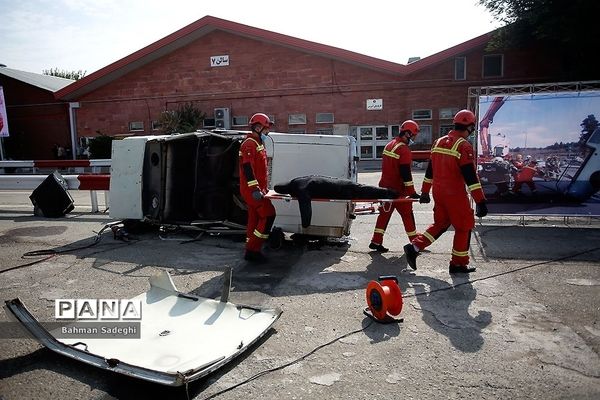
(476, 201, 488, 218)
(409, 193, 420, 200)
(419, 192, 431, 204)
(251, 190, 263, 201)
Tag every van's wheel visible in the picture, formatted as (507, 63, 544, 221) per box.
(268, 227, 284, 250)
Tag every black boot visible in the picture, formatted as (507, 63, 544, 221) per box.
(403, 244, 419, 270)
(369, 242, 389, 253)
(449, 264, 476, 274)
(244, 250, 267, 263)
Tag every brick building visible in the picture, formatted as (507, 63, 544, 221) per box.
(10, 15, 593, 160)
(0, 68, 74, 160)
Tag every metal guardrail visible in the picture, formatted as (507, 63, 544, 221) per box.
(0, 160, 112, 213)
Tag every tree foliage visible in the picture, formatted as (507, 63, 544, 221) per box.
(42, 68, 87, 80)
(478, 0, 600, 79)
(157, 102, 206, 134)
(580, 114, 598, 145)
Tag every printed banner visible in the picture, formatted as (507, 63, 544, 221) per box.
(477, 90, 600, 217)
(0, 86, 8, 137)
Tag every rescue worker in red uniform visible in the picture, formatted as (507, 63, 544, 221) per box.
(513, 159, 539, 194)
(403, 109, 488, 274)
(369, 120, 421, 252)
(239, 113, 276, 262)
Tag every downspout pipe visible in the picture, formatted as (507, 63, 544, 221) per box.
(68, 102, 80, 160)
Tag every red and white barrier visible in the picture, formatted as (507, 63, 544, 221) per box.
(0, 174, 110, 212)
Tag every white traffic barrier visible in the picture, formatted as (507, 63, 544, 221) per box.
(0, 174, 110, 213)
(0, 159, 111, 174)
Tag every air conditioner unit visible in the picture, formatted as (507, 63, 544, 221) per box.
(214, 108, 231, 129)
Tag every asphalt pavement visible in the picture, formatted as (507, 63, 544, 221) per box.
(1, 171, 599, 400)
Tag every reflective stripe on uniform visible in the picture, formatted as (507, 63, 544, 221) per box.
(452, 249, 469, 257)
(406, 229, 417, 237)
(247, 179, 258, 187)
(431, 137, 466, 158)
(423, 231, 436, 243)
(374, 228, 385, 234)
(253, 229, 269, 239)
(404, 181, 414, 187)
(468, 183, 482, 191)
(423, 177, 433, 184)
(382, 142, 405, 159)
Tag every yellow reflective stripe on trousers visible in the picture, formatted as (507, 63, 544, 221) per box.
(253, 229, 269, 239)
(423, 231, 436, 243)
(404, 181, 414, 187)
(247, 180, 258, 187)
(374, 228, 385, 234)
(423, 177, 433, 184)
(406, 229, 417, 236)
(452, 249, 469, 257)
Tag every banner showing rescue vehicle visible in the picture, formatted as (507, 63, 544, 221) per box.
(476, 89, 600, 217)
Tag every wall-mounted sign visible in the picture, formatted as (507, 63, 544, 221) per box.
(366, 99, 383, 110)
(210, 55, 230, 67)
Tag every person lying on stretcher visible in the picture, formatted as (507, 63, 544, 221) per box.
(272, 175, 402, 228)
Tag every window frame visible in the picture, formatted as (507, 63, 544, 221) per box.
(315, 112, 334, 124)
(454, 56, 466, 80)
(288, 113, 307, 125)
(232, 115, 249, 127)
(483, 54, 504, 78)
(128, 121, 144, 132)
(411, 109, 432, 120)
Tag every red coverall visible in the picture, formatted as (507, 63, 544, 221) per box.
(239, 134, 276, 253)
(371, 137, 418, 245)
(411, 131, 486, 266)
(514, 164, 538, 193)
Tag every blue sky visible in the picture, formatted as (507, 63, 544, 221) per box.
(0, 0, 501, 75)
(478, 92, 600, 149)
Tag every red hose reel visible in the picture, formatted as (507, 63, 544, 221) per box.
(365, 275, 403, 323)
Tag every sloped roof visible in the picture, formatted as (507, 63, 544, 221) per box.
(55, 15, 497, 101)
(0, 67, 75, 92)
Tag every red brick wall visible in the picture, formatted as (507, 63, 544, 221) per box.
(74, 29, 577, 147)
(0, 76, 71, 160)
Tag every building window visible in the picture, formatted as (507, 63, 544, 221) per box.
(439, 108, 459, 119)
(232, 115, 248, 126)
(412, 109, 432, 120)
(129, 121, 144, 132)
(288, 113, 306, 125)
(316, 112, 334, 123)
(151, 121, 161, 131)
(415, 125, 432, 145)
(483, 54, 503, 77)
(315, 128, 334, 135)
(440, 124, 453, 135)
(454, 57, 466, 80)
(203, 118, 216, 128)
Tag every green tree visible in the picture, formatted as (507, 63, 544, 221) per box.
(478, 0, 600, 79)
(157, 102, 205, 134)
(42, 68, 87, 80)
(580, 114, 599, 145)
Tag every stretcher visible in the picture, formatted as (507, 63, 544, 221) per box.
(265, 190, 418, 204)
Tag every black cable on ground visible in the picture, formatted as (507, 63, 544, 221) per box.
(200, 245, 600, 399)
(0, 222, 125, 275)
(201, 319, 374, 400)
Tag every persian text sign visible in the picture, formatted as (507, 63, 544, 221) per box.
(366, 99, 383, 110)
(210, 55, 230, 67)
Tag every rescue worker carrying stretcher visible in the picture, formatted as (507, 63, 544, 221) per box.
(403, 109, 488, 274)
(239, 113, 276, 262)
(369, 120, 421, 252)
